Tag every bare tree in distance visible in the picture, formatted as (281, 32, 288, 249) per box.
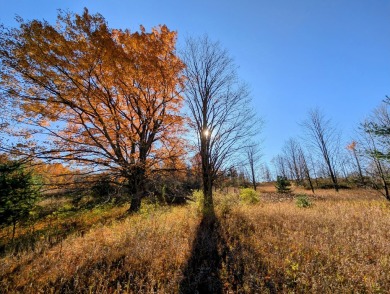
(272, 154, 288, 179)
(245, 142, 262, 191)
(260, 163, 273, 182)
(282, 138, 304, 185)
(307, 152, 320, 188)
(301, 109, 340, 192)
(297, 145, 315, 193)
(182, 35, 258, 213)
(346, 141, 364, 185)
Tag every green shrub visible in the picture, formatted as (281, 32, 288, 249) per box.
(275, 176, 291, 193)
(0, 160, 41, 238)
(295, 194, 312, 208)
(218, 193, 239, 215)
(192, 190, 204, 212)
(239, 188, 259, 204)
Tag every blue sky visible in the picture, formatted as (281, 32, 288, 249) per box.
(1, 0, 389, 167)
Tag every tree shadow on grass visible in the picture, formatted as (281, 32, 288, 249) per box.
(179, 212, 225, 293)
(179, 210, 281, 294)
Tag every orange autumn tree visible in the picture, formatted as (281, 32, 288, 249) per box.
(0, 9, 185, 212)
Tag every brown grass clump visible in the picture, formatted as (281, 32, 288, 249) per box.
(1, 189, 390, 293)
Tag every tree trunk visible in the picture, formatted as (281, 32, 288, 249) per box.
(302, 158, 315, 194)
(127, 166, 147, 213)
(129, 197, 142, 212)
(325, 157, 339, 192)
(353, 149, 365, 185)
(383, 182, 390, 201)
(250, 161, 257, 191)
(375, 157, 390, 201)
(306, 171, 315, 194)
(202, 169, 214, 215)
(330, 172, 339, 192)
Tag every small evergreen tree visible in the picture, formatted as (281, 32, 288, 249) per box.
(0, 160, 40, 239)
(275, 175, 291, 193)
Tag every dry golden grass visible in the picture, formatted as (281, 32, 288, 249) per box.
(258, 181, 383, 201)
(0, 201, 129, 257)
(1, 205, 200, 293)
(221, 199, 390, 292)
(1, 189, 390, 293)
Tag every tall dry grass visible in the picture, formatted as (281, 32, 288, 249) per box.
(219, 199, 390, 292)
(1, 189, 390, 293)
(1, 205, 199, 293)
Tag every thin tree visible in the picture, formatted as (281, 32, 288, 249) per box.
(182, 36, 257, 213)
(260, 163, 273, 182)
(361, 98, 390, 199)
(297, 145, 315, 193)
(271, 155, 288, 179)
(0, 10, 185, 212)
(245, 143, 262, 191)
(301, 109, 340, 192)
(282, 138, 303, 185)
(360, 129, 390, 199)
(346, 141, 364, 183)
(306, 152, 320, 187)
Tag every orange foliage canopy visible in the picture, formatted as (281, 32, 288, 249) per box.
(0, 9, 186, 181)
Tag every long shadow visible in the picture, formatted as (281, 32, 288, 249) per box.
(179, 211, 225, 294)
(179, 210, 281, 294)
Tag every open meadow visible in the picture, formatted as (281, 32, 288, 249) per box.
(1, 3, 389, 294)
(1, 185, 390, 293)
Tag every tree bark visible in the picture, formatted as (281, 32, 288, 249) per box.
(352, 149, 365, 185)
(250, 163, 257, 191)
(201, 134, 214, 214)
(202, 172, 214, 213)
(127, 166, 147, 213)
(129, 197, 142, 213)
(374, 156, 390, 201)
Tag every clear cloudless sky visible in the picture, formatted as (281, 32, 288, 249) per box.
(1, 0, 389, 169)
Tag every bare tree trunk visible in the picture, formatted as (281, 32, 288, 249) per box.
(201, 132, 215, 213)
(326, 158, 339, 192)
(246, 144, 261, 191)
(308, 154, 320, 187)
(202, 171, 214, 213)
(373, 155, 390, 200)
(298, 147, 315, 194)
(283, 139, 303, 185)
(352, 149, 364, 185)
(302, 109, 340, 192)
(272, 155, 288, 179)
(183, 36, 259, 214)
(250, 163, 257, 191)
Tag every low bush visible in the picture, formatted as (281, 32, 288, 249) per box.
(295, 194, 312, 208)
(239, 188, 259, 204)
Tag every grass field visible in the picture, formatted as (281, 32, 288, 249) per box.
(1, 185, 390, 293)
